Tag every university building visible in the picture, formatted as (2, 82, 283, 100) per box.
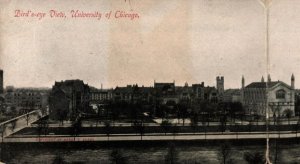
(89, 87, 113, 104)
(49, 80, 90, 120)
(241, 75, 295, 117)
(4, 87, 49, 110)
(111, 78, 222, 105)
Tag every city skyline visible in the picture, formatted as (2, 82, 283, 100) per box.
(0, 68, 297, 90)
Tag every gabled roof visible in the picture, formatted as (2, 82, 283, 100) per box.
(114, 86, 134, 93)
(245, 81, 292, 89)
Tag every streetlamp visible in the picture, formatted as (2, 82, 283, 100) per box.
(258, 0, 273, 163)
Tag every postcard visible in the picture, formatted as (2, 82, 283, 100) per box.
(0, 0, 299, 163)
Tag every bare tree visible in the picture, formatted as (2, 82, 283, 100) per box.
(161, 119, 171, 135)
(253, 114, 260, 126)
(283, 109, 293, 125)
(219, 142, 232, 164)
(71, 118, 82, 140)
(165, 143, 178, 164)
(37, 119, 49, 142)
(25, 113, 30, 126)
(132, 121, 145, 141)
(104, 121, 112, 141)
(190, 112, 198, 134)
(58, 109, 68, 126)
(172, 124, 179, 140)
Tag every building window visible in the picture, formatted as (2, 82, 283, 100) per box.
(276, 89, 285, 99)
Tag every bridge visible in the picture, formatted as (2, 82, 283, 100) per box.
(0, 109, 48, 140)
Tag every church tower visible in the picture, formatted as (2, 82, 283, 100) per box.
(268, 74, 271, 83)
(216, 76, 224, 93)
(216, 76, 224, 101)
(242, 75, 245, 89)
(291, 74, 295, 89)
(261, 76, 265, 82)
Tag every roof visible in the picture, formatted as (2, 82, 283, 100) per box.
(154, 82, 175, 89)
(245, 81, 291, 89)
(114, 86, 152, 94)
(175, 86, 194, 93)
(224, 89, 241, 95)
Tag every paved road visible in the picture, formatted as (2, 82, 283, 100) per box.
(4, 131, 299, 143)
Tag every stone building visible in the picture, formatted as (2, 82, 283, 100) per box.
(216, 76, 224, 101)
(242, 75, 295, 117)
(90, 87, 113, 104)
(223, 89, 241, 103)
(113, 84, 153, 104)
(49, 80, 90, 120)
(4, 87, 49, 110)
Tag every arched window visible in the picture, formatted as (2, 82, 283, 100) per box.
(276, 89, 286, 99)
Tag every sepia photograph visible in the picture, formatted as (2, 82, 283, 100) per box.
(1, 0, 300, 163)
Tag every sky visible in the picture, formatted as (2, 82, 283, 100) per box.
(0, 0, 300, 89)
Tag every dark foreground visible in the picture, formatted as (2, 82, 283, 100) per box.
(1, 138, 300, 163)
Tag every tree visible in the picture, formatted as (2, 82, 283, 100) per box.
(58, 109, 68, 126)
(219, 142, 232, 164)
(283, 109, 293, 125)
(295, 120, 300, 138)
(104, 121, 112, 141)
(253, 114, 260, 126)
(165, 143, 178, 164)
(243, 152, 265, 164)
(132, 121, 145, 140)
(37, 119, 49, 142)
(71, 118, 82, 140)
(229, 102, 244, 124)
(176, 101, 189, 126)
(247, 120, 253, 133)
(190, 112, 198, 133)
(10, 106, 17, 117)
(111, 107, 120, 126)
(219, 114, 227, 133)
(25, 113, 30, 126)
(161, 120, 172, 135)
(172, 124, 179, 140)
(110, 149, 127, 164)
(204, 103, 218, 126)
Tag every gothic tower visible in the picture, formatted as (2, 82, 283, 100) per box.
(216, 76, 224, 93)
(291, 74, 295, 89)
(242, 75, 245, 89)
(268, 74, 271, 83)
(216, 76, 224, 101)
